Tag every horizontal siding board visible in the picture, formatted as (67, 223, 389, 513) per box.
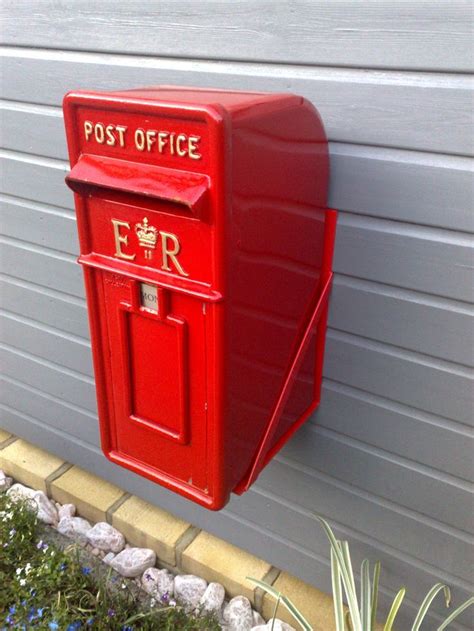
(0, 277, 89, 339)
(1, 1, 472, 72)
(2, 264, 471, 366)
(1, 163, 471, 302)
(1, 376, 99, 443)
(330, 278, 473, 367)
(0, 241, 83, 297)
(317, 381, 474, 482)
(280, 426, 473, 533)
(325, 332, 473, 425)
(1, 414, 471, 631)
(0, 197, 78, 255)
(0, 344, 97, 412)
(2, 116, 474, 231)
(334, 214, 474, 303)
(0, 312, 93, 377)
(1, 52, 473, 155)
(249, 468, 474, 589)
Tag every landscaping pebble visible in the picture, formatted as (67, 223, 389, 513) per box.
(103, 552, 116, 565)
(7, 482, 36, 501)
(110, 547, 156, 578)
(251, 621, 296, 631)
(58, 503, 76, 520)
(141, 567, 175, 597)
(7, 484, 58, 525)
(174, 574, 208, 611)
(57, 516, 92, 544)
(199, 581, 225, 614)
(86, 521, 125, 553)
(33, 490, 59, 525)
(0, 469, 12, 492)
(223, 596, 254, 631)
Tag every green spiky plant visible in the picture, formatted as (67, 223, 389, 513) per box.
(248, 516, 473, 631)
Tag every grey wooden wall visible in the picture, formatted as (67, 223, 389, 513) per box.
(1, 2, 473, 628)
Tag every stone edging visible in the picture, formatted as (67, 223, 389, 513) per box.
(0, 429, 336, 629)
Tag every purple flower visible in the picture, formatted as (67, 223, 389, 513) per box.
(81, 566, 92, 575)
(108, 608, 116, 617)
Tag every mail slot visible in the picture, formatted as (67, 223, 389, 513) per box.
(63, 86, 337, 510)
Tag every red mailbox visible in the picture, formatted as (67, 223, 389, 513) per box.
(63, 86, 336, 510)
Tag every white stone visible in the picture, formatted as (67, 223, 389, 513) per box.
(0, 470, 12, 492)
(110, 547, 156, 578)
(33, 491, 59, 525)
(57, 516, 92, 544)
(223, 596, 254, 631)
(141, 567, 174, 598)
(254, 621, 295, 631)
(7, 482, 36, 502)
(58, 503, 76, 520)
(103, 552, 116, 565)
(86, 521, 125, 553)
(174, 574, 208, 611)
(252, 611, 266, 626)
(199, 582, 225, 614)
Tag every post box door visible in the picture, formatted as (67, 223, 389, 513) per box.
(97, 265, 210, 494)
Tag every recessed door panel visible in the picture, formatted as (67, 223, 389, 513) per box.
(100, 272, 208, 491)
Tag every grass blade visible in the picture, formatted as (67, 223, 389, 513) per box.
(247, 577, 312, 631)
(383, 587, 406, 631)
(412, 584, 451, 631)
(341, 540, 357, 598)
(436, 596, 474, 631)
(331, 548, 345, 631)
(316, 517, 362, 631)
(370, 562, 381, 631)
(360, 559, 371, 631)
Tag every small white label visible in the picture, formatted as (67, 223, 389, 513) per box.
(140, 283, 158, 313)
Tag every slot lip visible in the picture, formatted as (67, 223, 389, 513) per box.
(66, 153, 210, 217)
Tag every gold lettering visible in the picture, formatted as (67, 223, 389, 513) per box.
(84, 121, 93, 141)
(188, 135, 201, 160)
(116, 125, 127, 147)
(160, 231, 188, 277)
(105, 125, 116, 146)
(94, 123, 105, 144)
(157, 132, 168, 153)
(135, 128, 146, 151)
(176, 134, 187, 157)
(146, 130, 157, 151)
(111, 219, 136, 261)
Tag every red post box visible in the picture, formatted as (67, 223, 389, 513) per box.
(63, 86, 336, 510)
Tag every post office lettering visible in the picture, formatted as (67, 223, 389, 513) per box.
(83, 120, 201, 160)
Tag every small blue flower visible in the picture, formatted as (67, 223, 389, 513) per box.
(122, 627, 133, 631)
(86, 619, 94, 626)
(37, 608, 44, 618)
(81, 566, 92, 575)
(67, 622, 82, 631)
(21, 600, 27, 606)
(8, 607, 15, 615)
(108, 608, 115, 617)
(48, 622, 59, 630)
(60, 563, 67, 571)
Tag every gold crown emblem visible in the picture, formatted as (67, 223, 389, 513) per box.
(135, 217, 157, 249)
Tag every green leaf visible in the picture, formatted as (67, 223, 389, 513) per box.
(370, 562, 381, 631)
(436, 596, 474, 631)
(360, 559, 371, 631)
(331, 548, 345, 631)
(412, 583, 451, 631)
(316, 517, 362, 631)
(383, 588, 406, 631)
(247, 577, 313, 631)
